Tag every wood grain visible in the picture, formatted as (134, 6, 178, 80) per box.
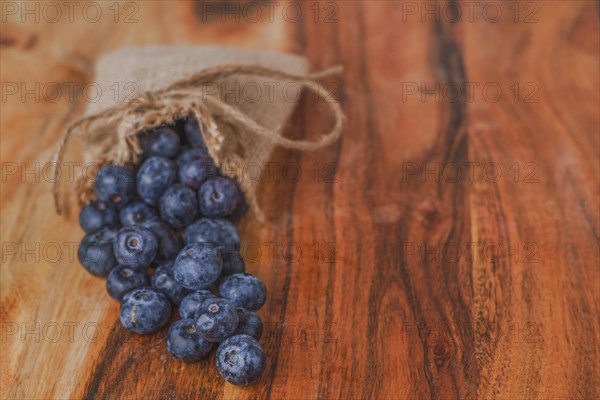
(1, 1, 599, 399)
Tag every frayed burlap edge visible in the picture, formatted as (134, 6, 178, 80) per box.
(52, 64, 345, 222)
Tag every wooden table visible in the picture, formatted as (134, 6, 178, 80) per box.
(1, 1, 598, 399)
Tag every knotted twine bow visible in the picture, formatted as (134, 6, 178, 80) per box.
(52, 64, 345, 221)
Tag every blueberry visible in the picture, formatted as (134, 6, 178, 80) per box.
(140, 127, 180, 158)
(136, 156, 176, 206)
(179, 290, 216, 319)
(184, 218, 240, 252)
(195, 298, 238, 342)
(198, 177, 242, 218)
(139, 219, 182, 262)
(119, 201, 157, 226)
(94, 165, 136, 208)
(221, 250, 246, 276)
(114, 226, 158, 269)
(176, 147, 207, 169)
(234, 308, 263, 340)
(159, 185, 198, 228)
(167, 319, 214, 362)
(215, 334, 265, 386)
(218, 273, 266, 311)
(183, 116, 209, 153)
(119, 287, 171, 334)
(79, 201, 119, 233)
(78, 228, 118, 277)
(157, 259, 174, 269)
(229, 195, 248, 222)
(173, 243, 222, 290)
(151, 262, 191, 304)
(179, 157, 217, 190)
(106, 266, 149, 302)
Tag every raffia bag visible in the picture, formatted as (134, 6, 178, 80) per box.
(53, 46, 344, 221)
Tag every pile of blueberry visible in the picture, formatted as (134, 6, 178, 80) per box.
(77, 116, 266, 386)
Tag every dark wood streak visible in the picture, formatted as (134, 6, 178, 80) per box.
(432, 18, 476, 380)
(429, 21, 467, 400)
(394, 9, 473, 400)
(82, 321, 130, 399)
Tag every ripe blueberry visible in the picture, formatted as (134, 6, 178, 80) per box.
(229, 195, 248, 222)
(173, 243, 222, 290)
(119, 201, 157, 226)
(179, 157, 217, 191)
(183, 115, 209, 153)
(114, 226, 158, 269)
(140, 219, 182, 262)
(176, 147, 207, 169)
(166, 319, 213, 362)
(140, 126, 180, 158)
(79, 201, 119, 233)
(78, 228, 119, 277)
(198, 176, 242, 218)
(215, 334, 265, 386)
(159, 184, 198, 228)
(151, 261, 191, 304)
(234, 308, 263, 340)
(119, 287, 171, 334)
(94, 165, 136, 208)
(184, 218, 240, 252)
(179, 290, 216, 319)
(136, 156, 176, 206)
(195, 298, 239, 342)
(106, 266, 149, 302)
(218, 273, 266, 311)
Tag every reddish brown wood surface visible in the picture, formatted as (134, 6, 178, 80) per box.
(1, 1, 599, 399)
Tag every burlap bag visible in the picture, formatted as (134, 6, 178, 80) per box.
(53, 46, 344, 221)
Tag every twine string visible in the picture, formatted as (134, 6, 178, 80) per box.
(52, 64, 345, 216)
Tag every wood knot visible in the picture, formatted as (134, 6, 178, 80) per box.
(432, 342, 452, 367)
(433, 343, 447, 356)
(417, 197, 441, 228)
